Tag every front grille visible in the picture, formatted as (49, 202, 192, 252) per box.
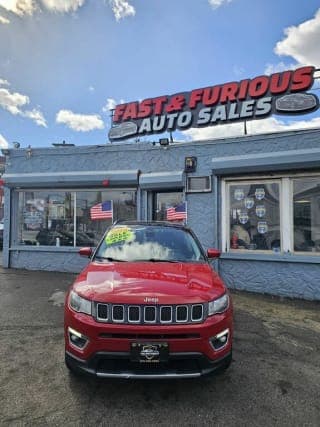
(128, 306, 140, 323)
(112, 305, 124, 322)
(98, 333, 201, 339)
(97, 304, 108, 320)
(176, 305, 188, 322)
(96, 358, 201, 376)
(95, 303, 206, 325)
(144, 306, 156, 323)
(191, 305, 203, 321)
(160, 306, 172, 323)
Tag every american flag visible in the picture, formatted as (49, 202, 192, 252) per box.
(166, 202, 187, 221)
(90, 200, 113, 220)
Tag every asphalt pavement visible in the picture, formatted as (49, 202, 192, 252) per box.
(0, 262, 319, 426)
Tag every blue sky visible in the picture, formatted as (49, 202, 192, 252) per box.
(0, 0, 320, 149)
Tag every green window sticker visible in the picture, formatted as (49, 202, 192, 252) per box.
(105, 227, 134, 245)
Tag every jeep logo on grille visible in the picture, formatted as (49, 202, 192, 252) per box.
(144, 297, 159, 303)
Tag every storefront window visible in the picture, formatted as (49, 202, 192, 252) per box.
(293, 178, 320, 252)
(228, 181, 280, 251)
(76, 190, 136, 246)
(18, 189, 136, 247)
(18, 191, 74, 246)
(224, 175, 320, 255)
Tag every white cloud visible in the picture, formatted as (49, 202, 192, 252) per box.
(0, 87, 29, 115)
(183, 116, 320, 141)
(109, 0, 135, 21)
(208, 0, 232, 10)
(0, 14, 10, 23)
(102, 97, 125, 113)
(0, 0, 37, 16)
(0, 133, 9, 148)
(0, 84, 47, 126)
(0, 0, 84, 15)
(102, 98, 117, 112)
(0, 78, 10, 86)
(264, 61, 298, 75)
(183, 122, 245, 141)
(0, 0, 136, 22)
(274, 9, 320, 67)
(247, 116, 320, 134)
(40, 0, 85, 13)
(23, 108, 47, 127)
(232, 65, 245, 77)
(56, 109, 105, 131)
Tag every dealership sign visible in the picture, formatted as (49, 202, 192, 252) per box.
(108, 66, 319, 141)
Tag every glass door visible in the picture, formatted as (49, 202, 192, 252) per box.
(152, 191, 185, 222)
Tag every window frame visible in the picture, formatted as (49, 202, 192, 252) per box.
(15, 187, 137, 248)
(221, 172, 320, 256)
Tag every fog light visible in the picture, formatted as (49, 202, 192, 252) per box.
(68, 327, 89, 349)
(210, 328, 229, 351)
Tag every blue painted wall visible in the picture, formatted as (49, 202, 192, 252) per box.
(2, 128, 320, 300)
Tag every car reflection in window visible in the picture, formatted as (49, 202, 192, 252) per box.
(36, 228, 95, 247)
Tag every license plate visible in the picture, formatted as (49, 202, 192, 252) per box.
(130, 342, 169, 364)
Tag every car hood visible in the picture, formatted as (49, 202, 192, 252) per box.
(72, 261, 226, 304)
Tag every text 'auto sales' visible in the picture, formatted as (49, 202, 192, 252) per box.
(109, 66, 319, 141)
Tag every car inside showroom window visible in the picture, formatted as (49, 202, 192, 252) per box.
(17, 189, 136, 247)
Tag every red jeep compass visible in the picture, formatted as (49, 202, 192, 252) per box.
(64, 221, 233, 379)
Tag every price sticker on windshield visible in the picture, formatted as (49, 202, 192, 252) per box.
(105, 227, 134, 245)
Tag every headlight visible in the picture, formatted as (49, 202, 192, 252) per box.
(69, 290, 92, 315)
(208, 293, 229, 316)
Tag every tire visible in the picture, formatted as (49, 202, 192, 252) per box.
(65, 357, 81, 377)
(221, 351, 232, 371)
(217, 350, 232, 373)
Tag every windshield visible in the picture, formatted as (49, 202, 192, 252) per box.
(94, 225, 205, 262)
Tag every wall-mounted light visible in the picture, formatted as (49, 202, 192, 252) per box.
(26, 145, 32, 159)
(185, 156, 197, 173)
(159, 138, 169, 146)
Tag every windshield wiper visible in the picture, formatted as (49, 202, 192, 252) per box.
(95, 256, 126, 262)
(147, 258, 181, 263)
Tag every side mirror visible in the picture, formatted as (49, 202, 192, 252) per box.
(79, 247, 93, 258)
(207, 248, 221, 259)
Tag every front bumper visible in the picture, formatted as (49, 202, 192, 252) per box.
(65, 300, 233, 378)
(65, 350, 232, 379)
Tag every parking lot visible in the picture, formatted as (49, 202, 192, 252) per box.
(0, 263, 319, 426)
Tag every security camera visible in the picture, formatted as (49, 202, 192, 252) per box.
(13, 142, 20, 149)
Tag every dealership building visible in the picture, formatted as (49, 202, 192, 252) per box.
(1, 65, 320, 300)
(1, 126, 320, 301)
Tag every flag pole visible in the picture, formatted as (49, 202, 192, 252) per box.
(111, 200, 114, 223)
